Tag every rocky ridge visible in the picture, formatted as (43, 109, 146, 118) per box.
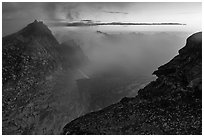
(2, 20, 87, 134)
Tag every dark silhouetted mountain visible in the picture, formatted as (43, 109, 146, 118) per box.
(62, 32, 202, 135)
(2, 20, 87, 134)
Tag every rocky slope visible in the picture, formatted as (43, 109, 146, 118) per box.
(2, 20, 87, 134)
(63, 32, 202, 135)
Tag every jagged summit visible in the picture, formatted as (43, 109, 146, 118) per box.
(3, 20, 60, 54)
(18, 20, 53, 37)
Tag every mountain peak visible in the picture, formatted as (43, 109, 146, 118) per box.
(19, 20, 52, 37)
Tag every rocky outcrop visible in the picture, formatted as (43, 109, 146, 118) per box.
(62, 32, 202, 135)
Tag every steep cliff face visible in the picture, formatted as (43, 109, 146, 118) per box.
(2, 20, 87, 134)
(63, 32, 202, 135)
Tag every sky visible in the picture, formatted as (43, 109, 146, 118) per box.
(2, 2, 202, 36)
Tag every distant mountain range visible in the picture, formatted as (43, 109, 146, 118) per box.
(66, 20, 185, 27)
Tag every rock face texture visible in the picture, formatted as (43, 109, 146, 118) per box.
(2, 20, 87, 134)
(63, 32, 202, 135)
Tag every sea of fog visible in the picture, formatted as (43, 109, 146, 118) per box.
(51, 25, 193, 77)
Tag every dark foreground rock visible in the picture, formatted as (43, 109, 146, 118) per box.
(62, 32, 202, 135)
